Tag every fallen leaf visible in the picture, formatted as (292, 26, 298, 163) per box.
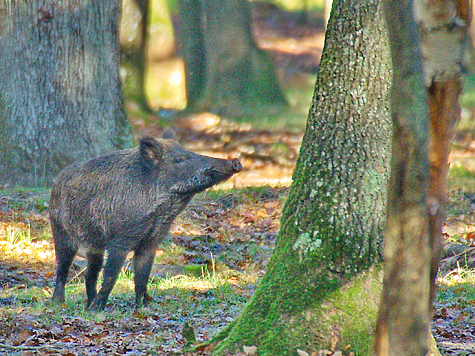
(330, 334, 338, 351)
(264, 201, 279, 209)
(297, 349, 309, 356)
(17, 329, 34, 343)
(243, 345, 258, 355)
(20, 351, 35, 356)
(466, 232, 475, 242)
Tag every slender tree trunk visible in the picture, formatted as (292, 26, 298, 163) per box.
(373, 1, 431, 355)
(0, 1, 133, 187)
(212, 1, 392, 355)
(180, 0, 286, 115)
(374, 1, 469, 355)
(120, 0, 153, 113)
(417, 0, 470, 311)
(180, 0, 206, 109)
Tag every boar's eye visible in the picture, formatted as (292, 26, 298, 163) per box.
(174, 157, 185, 164)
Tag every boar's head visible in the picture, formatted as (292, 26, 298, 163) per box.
(139, 135, 242, 195)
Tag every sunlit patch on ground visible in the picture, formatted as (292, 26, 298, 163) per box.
(434, 269, 475, 355)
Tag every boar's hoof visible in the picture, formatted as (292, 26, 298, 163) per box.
(87, 297, 108, 312)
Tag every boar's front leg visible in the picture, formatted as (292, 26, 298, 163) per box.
(88, 248, 128, 311)
(133, 246, 156, 307)
(85, 251, 104, 307)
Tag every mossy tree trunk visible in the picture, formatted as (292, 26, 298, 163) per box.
(212, 1, 392, 355)
(0, 0, 133, 188)
(180, 0, 286, 115)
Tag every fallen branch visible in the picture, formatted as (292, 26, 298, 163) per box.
(452, 142, 475, 152)
(0, 342, 37, 350)
(0, 342, 57, 351)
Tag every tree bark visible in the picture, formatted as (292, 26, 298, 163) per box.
(212, 1, 392, 354)
(0, 0, 133, 187)
(120, 0, 153, 113)
(416, 0, 470, 312)
(180, 0, 286, 115)
(374, 1, 469, 355)
(180, 0, 206, 109)
(373, 0, 431, 355)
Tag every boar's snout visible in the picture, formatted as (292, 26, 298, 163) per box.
(230, 158, 243, 173)
(205, 157, 242, 181)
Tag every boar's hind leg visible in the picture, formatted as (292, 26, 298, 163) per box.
(85, 251, 104, 307)
(133, 248, 156, 307)
(51, 221, 77, 304)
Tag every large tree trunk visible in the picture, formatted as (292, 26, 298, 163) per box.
(212, 1, 392, 354)
(180, 0, 286, 115)
(0, 1, 133, 188)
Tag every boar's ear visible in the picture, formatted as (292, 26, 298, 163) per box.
(139, 136, 163, 169)
(162, 127, 177, 141)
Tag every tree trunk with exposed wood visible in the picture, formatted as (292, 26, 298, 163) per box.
(374, 0, 469, 355)
(373, 0, 431, 354)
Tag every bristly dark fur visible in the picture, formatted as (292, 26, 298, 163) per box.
(49, 133, 242, 311)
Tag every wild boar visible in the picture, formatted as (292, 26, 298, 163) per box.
(49, 132, 242, 310)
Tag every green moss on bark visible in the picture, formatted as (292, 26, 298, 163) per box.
(212, 266, 383, 356)
(212, 0, 391, 355)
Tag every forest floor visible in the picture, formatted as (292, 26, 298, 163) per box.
(1, 119, 475, 356)
(2, 4, 475, 356)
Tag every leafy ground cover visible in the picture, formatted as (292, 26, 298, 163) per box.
(1, 120, 475, 355)
(0, 182, 285, 356)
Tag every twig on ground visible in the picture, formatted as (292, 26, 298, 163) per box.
(0, 342, 56, 351)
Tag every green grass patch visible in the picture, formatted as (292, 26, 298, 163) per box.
(227, 106, 308, 131)
(448, 163, 475, 192)
(4, 223, 33, 245)
(1, 270, 250, 324)
(0, 187, 50, 207)
(437, 266, 475, 314)
(461, 72, 475, 110)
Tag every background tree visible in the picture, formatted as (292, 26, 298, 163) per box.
(212, 0, 392, 354)
(120, 0, 177, 112)
(0, 1, 133, 187)
(120, 0, 153, 113)
(180, 0, 286, 115)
